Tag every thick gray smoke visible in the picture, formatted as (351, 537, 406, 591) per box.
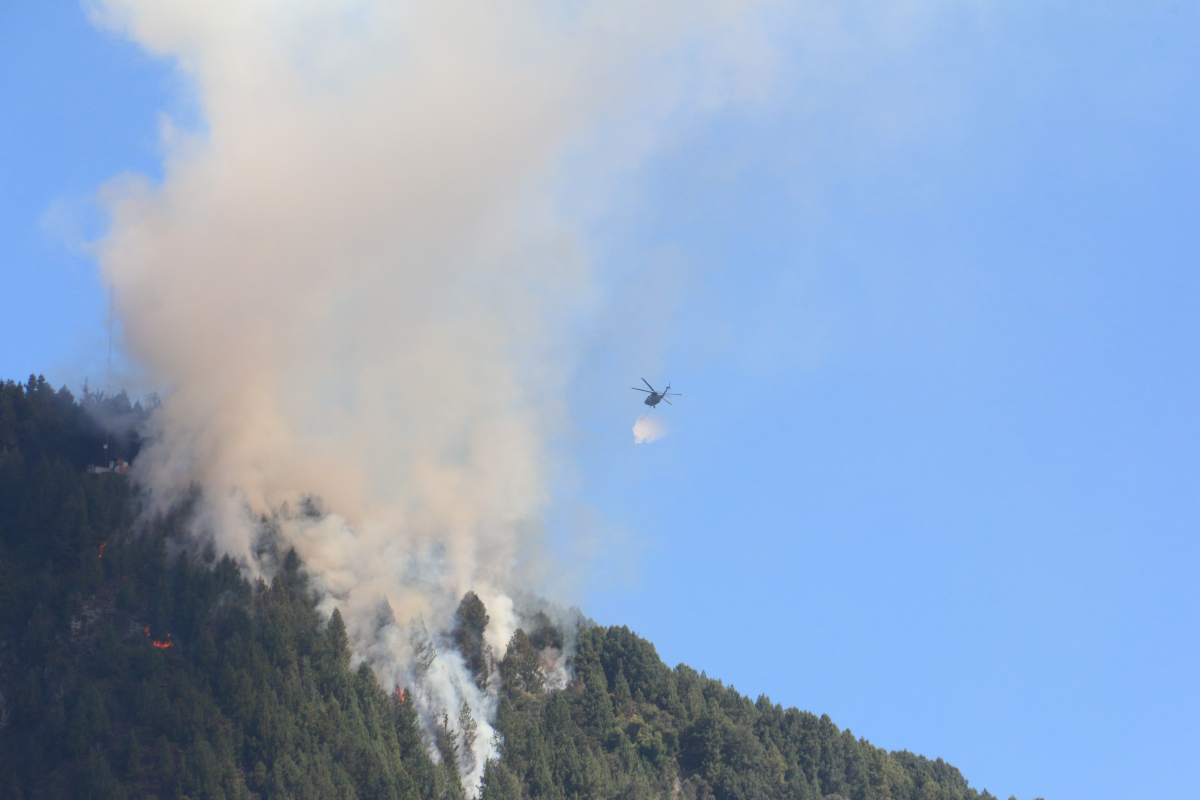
(88, 0, 771, 792)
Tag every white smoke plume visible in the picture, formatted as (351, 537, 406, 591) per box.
(87, 0, 771, 792)
(633, 414, 668, 444)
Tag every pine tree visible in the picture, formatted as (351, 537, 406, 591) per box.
(479, 759, 522, 800)
(459, 699, 479, 777)
(452, 591, 491, 690)
(501, 628, 543, 695)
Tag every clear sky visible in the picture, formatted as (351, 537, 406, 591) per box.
(2, 3, 1197, 800)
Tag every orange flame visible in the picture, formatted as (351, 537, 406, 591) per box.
(152, 639, 172, 649)
(98, 541, 108, 557)
(394, 686, 406, 704)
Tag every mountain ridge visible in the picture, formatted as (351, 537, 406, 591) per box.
(0, 376, 1032, 800)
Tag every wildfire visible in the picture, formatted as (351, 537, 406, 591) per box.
(145, 625, 173, 648)
(394, 686, 406, 704)
(98, 541, 107, 557)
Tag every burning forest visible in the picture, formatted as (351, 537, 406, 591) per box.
(0, 376, 1006, 798)
(0, 1, 1025, 798)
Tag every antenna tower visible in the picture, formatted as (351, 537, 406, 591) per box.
(103, 284, 113, 462)
(106, 283, 114, 396)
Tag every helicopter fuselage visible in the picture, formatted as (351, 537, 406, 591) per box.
(633, 379, 677, 407)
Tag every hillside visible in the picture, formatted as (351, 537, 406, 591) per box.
(0, 376, 1023, 800)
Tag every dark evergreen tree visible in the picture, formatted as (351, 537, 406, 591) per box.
(453, 591, 492, 690)
(479, 759, 522, 800)
(500, 628, 544, 695)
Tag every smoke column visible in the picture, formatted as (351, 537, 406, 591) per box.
(88, 0, 770, 791)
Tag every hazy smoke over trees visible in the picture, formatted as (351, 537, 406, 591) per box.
(88, 0, 771, 790)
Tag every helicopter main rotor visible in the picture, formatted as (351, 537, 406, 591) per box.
(632, 378, 681, 407)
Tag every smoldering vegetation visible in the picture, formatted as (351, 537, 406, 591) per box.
(32, 0, 1038, 796)
(84, 0, 778, 786)
(0, 378, 1015, 800)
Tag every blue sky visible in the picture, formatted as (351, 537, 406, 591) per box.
(2, 2, 1197, 799)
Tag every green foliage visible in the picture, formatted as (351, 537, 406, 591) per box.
(453, 591, 492, 690)
(480, 759, 522, 800)
(500, 629, 544, 696)
(0, 512, 439, 799)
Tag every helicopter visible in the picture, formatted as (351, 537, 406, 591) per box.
(633, 378, 681, 408)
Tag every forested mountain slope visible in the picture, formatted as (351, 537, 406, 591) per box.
(0, 376, 1026, 800)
